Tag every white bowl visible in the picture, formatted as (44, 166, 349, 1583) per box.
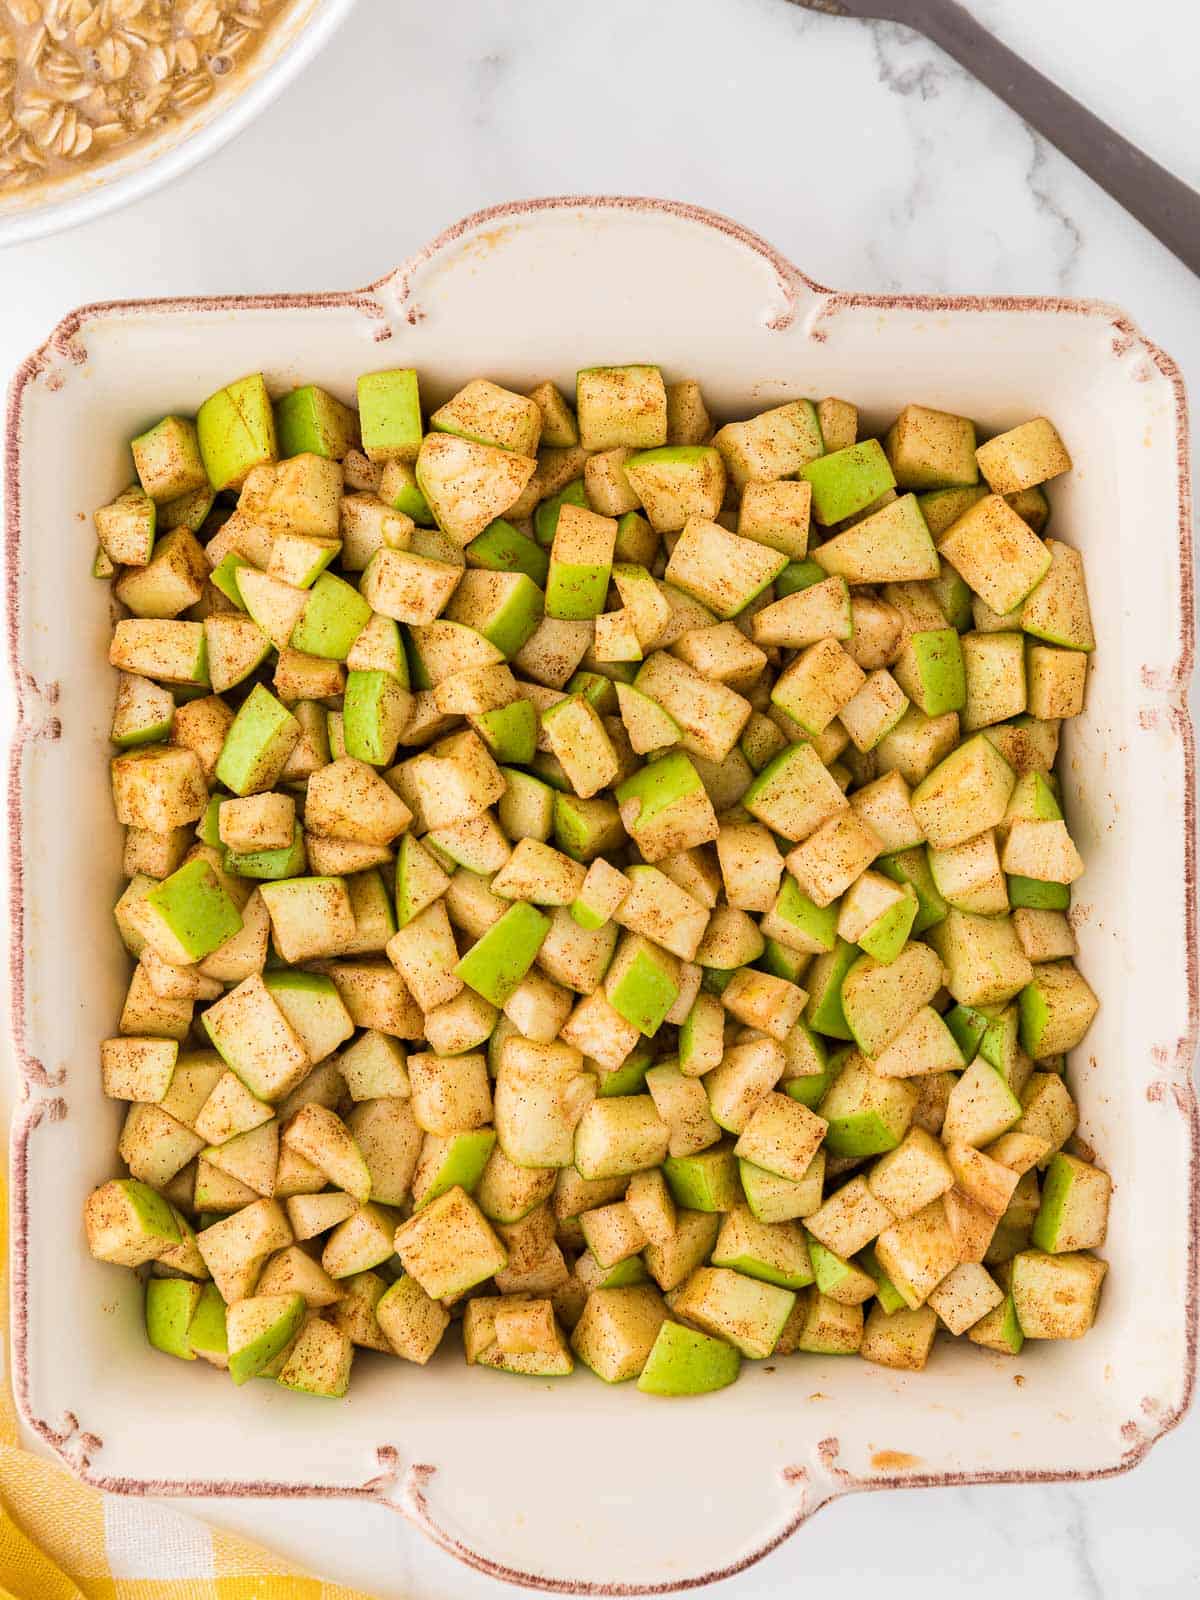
(7, 198, 1196, 1593)
(0, 0, 358, 249)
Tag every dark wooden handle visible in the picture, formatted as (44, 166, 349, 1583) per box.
(894, 0, 1200, 279)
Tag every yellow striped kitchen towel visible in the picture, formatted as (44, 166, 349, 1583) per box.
(0, 1179, 377, 1600)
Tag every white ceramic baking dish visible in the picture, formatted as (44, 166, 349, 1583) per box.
(7, 198, 1197, 1594)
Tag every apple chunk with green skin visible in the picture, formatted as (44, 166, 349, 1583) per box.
(472, 698, 538, 765)
(799, 438, 896, 524)
(226, 1292, 307, 1385)
(85, 1178, 180, 1266)
(911, 733, 1016, 850)
(96, 485, 156, 567)
(446, 570, 543, 659)
(761, 873, 838, 955)
(235, 568, 306, 651)
(358, 369, 422, 463)
(265, 970, 355, 1067)
(283, 1103, 370, 1203)
(275, 384, 359, 460)
(574, 1097, 669, 1180)
(742, 741, 847, 844)
(145, 1278, 201, 1360)
(712, 1206, 814, 1289)
(277, 1317, 354, 1397)
(202, 974, 310, 1103)
(571, 1285, 668, 1383)
(541, 695, 619, 799)
(394, 833, 451, 928)
(393, 1185, 507, 1301)
(616, 750, 718, 862)
(545, 503, 617, 620)
(893, 628, 966, 716)
(976, 416, 1072, 495)
(132, 415, 209, 502)
(661, 1144, 739, 1211)
(204, 614, 272, 695)
(187, 1281, 229, 1367)
(454, 901, 550, 1006)
(431, 377, 542, 456)
(291, 571, 372, 661)
(1021, 538, 1094, 650)
(1032, 1152, 1111, 1253)
(1018, 960, 1098, 1057)
(225, 825, 306, 882)
(416, 434, 537, 545)
(711, 399, 823, 490)
(577, 365, 668, 451)
(605, 933, 680, 1037)
(771, 637, 865, 736)
(812, 494, 939, 584)
(664, 517, 786, 619)
(110, 619, 208, 687)
(623, 445, 725, 533)
(197, 373, 277, 492)
(215, 685, 301, 797)
(534, 478, 588, 549)
(733, 1091, 827, 1179)
(140, 856, 243, 964)
(343, 669, 411, 767)
(111, 672, 174, 748)
(885, 403, 978, 490)
(939, 494, 1051, 616)
(836, 871, 918, 964)
(840, 942, 943, 1056)
(1010, 1248, 1106, 1339)
(466, 518, 550, 586)
(672, 1266, 795, 1359)
(636, 1317, 741, 1395)
(818, 1056, 917, 1158)
(412, 1129, 497, 1209)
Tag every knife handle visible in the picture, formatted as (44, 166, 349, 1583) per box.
(902, 0, 1200, 279)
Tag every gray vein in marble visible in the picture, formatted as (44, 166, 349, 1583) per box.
(861, 21, 954, 290)
(1024, 125, 1084, 290)
(1062, 1488, 1107, 1600)
(471, 50, 508, 129)
(753, 0, 821, 36)
(870, 17, 958, 101)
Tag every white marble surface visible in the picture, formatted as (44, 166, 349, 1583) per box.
(3, 0, 1199, 1594)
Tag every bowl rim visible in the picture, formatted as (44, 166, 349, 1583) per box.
(6, 194, 1197, 1595)
(0, 0, 359, 251)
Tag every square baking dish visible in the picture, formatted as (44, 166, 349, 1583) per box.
(7, 197, 1196, 1593)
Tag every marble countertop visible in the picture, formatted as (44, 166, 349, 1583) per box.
(3, 0, 1198, 1594)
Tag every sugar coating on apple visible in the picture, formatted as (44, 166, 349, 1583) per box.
(132, 415, 209, 503)
(465, 518, 550, 586)
(445, 569, 543, 659)
(885, 403, 979, 491)
(712, 399, 824, 491)
(576, 366, 668, 452)
(88, 374, 1104, 1401)
(545, 503, 618, 621)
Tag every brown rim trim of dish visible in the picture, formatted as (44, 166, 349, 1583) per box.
(6, 194, 1196, 1598)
